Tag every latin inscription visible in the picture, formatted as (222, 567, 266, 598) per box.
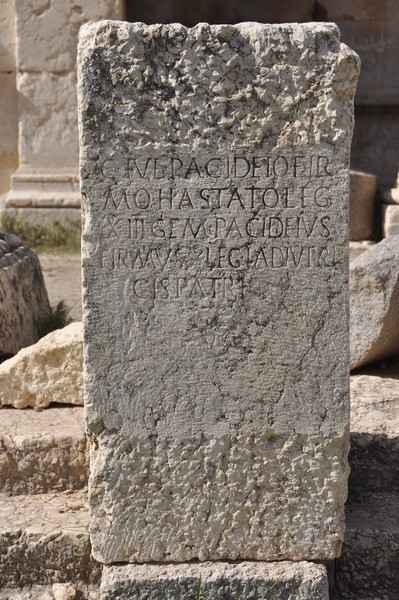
(93, 153, 342, 300)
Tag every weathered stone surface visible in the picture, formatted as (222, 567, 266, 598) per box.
(0, 407, 88, 495)
(100, 562, 329, 600)
(0, 322, 83, 408)
(0, 233, 51, 358)
(79, 21, 359, 563)
(349, 169, 376, 241)
(0, 491, 101, 589)
(382, 204, 399, 238)
(350, 236, 399, 370)
(349, 240, 375, 262)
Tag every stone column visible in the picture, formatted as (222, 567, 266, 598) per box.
(78, 21, 359, 597)
(2, 0, 123, 227)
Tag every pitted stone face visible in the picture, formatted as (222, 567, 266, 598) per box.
(78, 21, 359, 564)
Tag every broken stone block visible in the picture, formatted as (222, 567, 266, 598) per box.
(0, 322, 83, 408)
(0, 233, 51, 358)
(350, 236, 399, 369)
(100, 562, 329, 600)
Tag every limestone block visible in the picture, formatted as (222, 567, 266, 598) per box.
(14, 0, 123, 73)
(0, 586, 99, 600)
(0, 72, 18, 195)
(349, 170, 376, 241)
(100, 562, 329, 600)
(0, 322, 83, 409)
(0, 491, 101, 589)
(350, 236, 399, 369)
(382, 204, 399, 238)
(0, 407, 88, 495)
(350, 371, 399, 495)
(0, 234, 51, 358)
(79, 22, 359, 563)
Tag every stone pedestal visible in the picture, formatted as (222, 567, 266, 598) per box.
(79, 22, 359, 565)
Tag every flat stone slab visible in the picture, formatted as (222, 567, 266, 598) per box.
(100, 561, 329, 600)
(0, 491, 100, 589)
(0, 407, 88, 495)
(0, 585, 99, 600)
(78, 21, 359, 563)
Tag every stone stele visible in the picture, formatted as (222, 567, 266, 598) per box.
(78, 21, 359, 563)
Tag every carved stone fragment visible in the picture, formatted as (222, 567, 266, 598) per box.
(78, 21, 359, 563)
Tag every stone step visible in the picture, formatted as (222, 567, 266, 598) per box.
(0, 490, 101, 591)
(349, 370, 399, 496)
(332, 492, 399, 599)
(0, 407, 88, 495)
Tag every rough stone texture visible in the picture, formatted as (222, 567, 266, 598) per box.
(0, 407, 88, 495)
(0, 233, 51, 358)
(0, 322, 83, 408)
(350, 236, 399, 370)
(349, 170, 376, 241)
(0, 491, 101, 589)
(382, 204, 399, 238)
(2, 0, 123, 216)
(79, 21, 359, 563)
(100, 561, 329, 600)
(348, 240, 375, 262)
(349, 370, 399, 495)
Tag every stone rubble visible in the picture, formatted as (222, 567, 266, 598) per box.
(0, 321, 83, 408)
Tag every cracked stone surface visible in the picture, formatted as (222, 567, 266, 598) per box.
(78, 22, 359, 563)
(100, 561, 329, 600)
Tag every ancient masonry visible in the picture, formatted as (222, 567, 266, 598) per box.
(78, 21, 359, 595)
